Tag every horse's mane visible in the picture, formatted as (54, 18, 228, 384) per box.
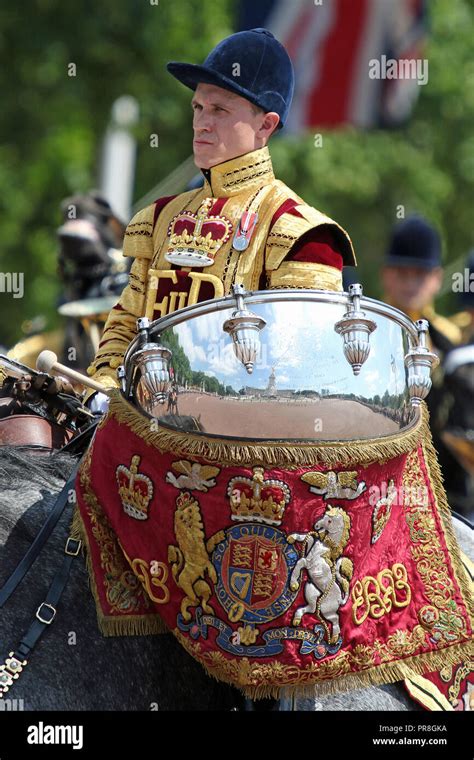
(325, 505, 351, 557)
(0, 446, 77, 492)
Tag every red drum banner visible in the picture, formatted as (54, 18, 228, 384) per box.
(74, 391, 473, 699)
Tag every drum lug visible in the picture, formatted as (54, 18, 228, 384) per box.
(404, 319, 439, 406)
(117, 365, 126, 393)
(223, 285, 267, 374)
(137, 317, 152, 344)
(131, 317, 173, 408)
(334, 284, 377, 375)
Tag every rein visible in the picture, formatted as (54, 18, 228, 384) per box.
(0, 427, 98, 698)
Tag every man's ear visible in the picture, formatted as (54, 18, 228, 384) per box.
(258, 112, 280, 140)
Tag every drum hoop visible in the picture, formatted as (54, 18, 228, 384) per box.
(131, 287, 418, 346)
(123, 289, 418, 372)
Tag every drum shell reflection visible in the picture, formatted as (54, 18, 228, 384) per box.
(127, 290, 421, 442)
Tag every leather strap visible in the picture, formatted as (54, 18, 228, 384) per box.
(59, 418, 98, 455)
(0, 460, 81, 608)
(15, 536, 82, 660)
(0, 535, 81, 696)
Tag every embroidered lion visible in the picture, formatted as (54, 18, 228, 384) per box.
(168, 491, 223, 622)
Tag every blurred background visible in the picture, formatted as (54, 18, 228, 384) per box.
(0, 0, 473, 348)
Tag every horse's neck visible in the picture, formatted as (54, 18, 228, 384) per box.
(0, 451, 69, 546)
(0, 482, 60, 548)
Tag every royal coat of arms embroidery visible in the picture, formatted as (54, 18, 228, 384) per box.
(76, 403, 474, 699)
(171, 466, 356, 661)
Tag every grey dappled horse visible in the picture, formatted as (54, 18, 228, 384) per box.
(0, 446, 244, 711)
(1, 446, 470, 711)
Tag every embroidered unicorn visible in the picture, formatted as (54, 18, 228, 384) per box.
(288, 506, 353, 644)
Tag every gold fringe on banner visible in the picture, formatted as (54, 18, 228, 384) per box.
(174, 628, 474, 701)
(461, 552, 474, 582)
(420, 434, 474, 624)
(107, 390, 427, 469)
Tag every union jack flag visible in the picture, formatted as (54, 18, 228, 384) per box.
(238, 0, 428, 131)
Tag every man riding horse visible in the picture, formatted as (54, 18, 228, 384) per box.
(83, 27, 355, 410)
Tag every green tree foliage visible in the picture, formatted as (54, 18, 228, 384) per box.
(0, 0, 234, 347)
(270, 0, 474, 309)
(0, 0, 472, 350)
(160, 328, 237, 395)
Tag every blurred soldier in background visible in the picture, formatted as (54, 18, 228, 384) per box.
(382, 215, 461, 349)
(57, 191, 127, 306)
(441, 250, 474, 523)
(451, 250, 474, 345)
(4, 192, 127, 375)
(382, 215, 473, 521)
(56, 191, 128, 369)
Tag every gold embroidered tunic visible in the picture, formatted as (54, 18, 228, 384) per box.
(85, 146, 355, 398)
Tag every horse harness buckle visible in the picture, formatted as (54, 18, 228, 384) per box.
(65, 537, 81, 556)
(36, 602, 56, 625)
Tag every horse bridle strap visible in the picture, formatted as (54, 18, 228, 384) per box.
(0, 460, 81, 608)
(0, 535, 81, 697)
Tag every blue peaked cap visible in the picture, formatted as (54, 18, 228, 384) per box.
(385, 216, 443, 270)
(167, 28, 295, 129)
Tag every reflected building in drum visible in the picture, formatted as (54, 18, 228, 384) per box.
(245, 367, 295, 399)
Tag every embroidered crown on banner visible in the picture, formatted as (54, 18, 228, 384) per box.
(116, 455, 153, 521)
(165, 197, 233, 267)
(227, 466, 291, 526)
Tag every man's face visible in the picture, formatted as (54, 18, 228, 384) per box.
(192, 82, 279, 169)
(382, 266, 443, 312)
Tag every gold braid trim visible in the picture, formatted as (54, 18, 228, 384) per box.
(173, 628, 473, 701)
(219, 155, 274, 192)
(203, 146, 275, 196)
(399, 431, 474, 708)
(419, 433, 474, 626)
(265, 203, 356, 269)
(72, 443, 168, 637)
(122, 205, 156, 260)
(267, 261, 343, 292)
(404, 661, 474, 711)
(107, 389, 426, 469)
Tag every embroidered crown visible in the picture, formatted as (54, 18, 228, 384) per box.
(165, 198, 233, 267)
(116, 455, 153, 521)
(227, 466, 291, 526)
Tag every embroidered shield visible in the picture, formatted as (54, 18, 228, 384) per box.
(213, 523, 298, 625)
